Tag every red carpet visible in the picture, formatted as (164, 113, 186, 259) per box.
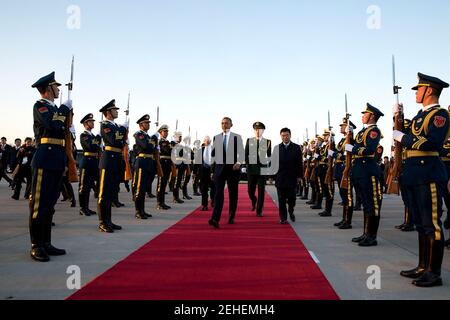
(68, 185, 339, 300)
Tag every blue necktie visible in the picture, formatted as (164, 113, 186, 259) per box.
(223, 134, 227, 163)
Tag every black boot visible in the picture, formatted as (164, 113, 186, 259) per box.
(43, 214, 66, 256)
(173, 188, 184, 203)
(98, 202, 113, 233)
(352, 213, 368, 242)
(340, 205, 353, 229)
(413, 237, 444, 287)
(30, 244, 50, 262)
(135, 197, 148, 219)
(401, 234, 428, 279)
(359, 215, 379, 247)
(301, 187, 309, 200)
(108, 204, 122, 230)
(182, 186, 192, 200)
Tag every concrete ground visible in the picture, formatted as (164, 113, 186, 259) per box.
(1, 180, 449, 300)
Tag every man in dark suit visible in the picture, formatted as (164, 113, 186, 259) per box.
(0, 137, 13, 186)
(245, 122, 272, 217)
(274, 128, 303, 224)
(208, 117, 244, 228)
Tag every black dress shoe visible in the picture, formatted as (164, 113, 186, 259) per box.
(334, 220, 344, 227)
(310, 205, 322, 210)
(11, 194, 19, 200)
(319, 211, 332, 217)
(144, 212, 153, 218)
(251, 199, 257, 211)
(400, 267, 426, 279)
(79, 208, 91, 216)
(99, 224, 114, 233)
(51, 222, 56, 227)
(201, 206, 208, 211)
(70, 200, 76, 207)
(306, 200, 315, 205)
(209, 219, 219, 229)
(44, 243, 66, 256)
(300, 196, 308, 200)
(358, 236, 378, 247)
(30, 246, 50, 262)
(354, 206, 362, 211)
(156, 205, 168, 210)
(183, 195, 193, 200)
(88, 209, 97, 216)
(395, 223, 406, 230)
(112, 201, 125, 207)
(280, 220, 288, 225)
(401, 225, 415, 232)
(228, 218, 234, 224)
(147, 193, 156, 198)
(173, 198, 184, 204)
(194, 192, 202, 196)
(135, 213, 148, 219)
(162, 204, 171, 209)
(289, 214, 296, 222)
(413, 272, 443, 287)
(339, 223, 352, 230)
(352, 234, 366, 243)
(256, 213, 263, 217)
(110, 223, 122, 230)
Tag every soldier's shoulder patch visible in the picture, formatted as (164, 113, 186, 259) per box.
(138, 134, 144, 139)
(370, 130, 378, 139)
(103, 128, 111, 133)
(38, 106, 48, 113)
(434, 115, 447, 128)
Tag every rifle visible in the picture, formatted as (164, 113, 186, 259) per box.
(386, 55, 403, 195)
(340, 93, 352, 190)
(325, 111, 335, 185)
(123, 93, 132, 182)
(64, 55, 78, 182)
(310, 121, 318, 182)
(155, 106, 160, 129)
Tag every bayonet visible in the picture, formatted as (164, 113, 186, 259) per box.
(392, 55, 402, 104)
(66, 55, 74, 100)
(155, 106, 160, 128)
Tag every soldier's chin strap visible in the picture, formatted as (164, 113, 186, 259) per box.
(49, 85, 58, 101)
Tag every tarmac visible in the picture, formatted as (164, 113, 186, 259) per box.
(1, 180, 449, 300)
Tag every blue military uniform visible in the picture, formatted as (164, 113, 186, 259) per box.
(398, 73, 450, 287)
(29, 72, 70, 261)
(172, 133, 188, 203)
(97, 100, 127, 233)
(334, 119, 356, 230)
(440, 137, 450, 245)
(78, 113, 102, 216)
(132, 114, 158, 219)
(350, 103, 384, 247)
(313, 130, 334, 217)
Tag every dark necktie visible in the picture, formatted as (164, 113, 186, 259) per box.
(223, 134, 227, 164)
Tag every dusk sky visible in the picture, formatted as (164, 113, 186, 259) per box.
(1, 0, 450, 153)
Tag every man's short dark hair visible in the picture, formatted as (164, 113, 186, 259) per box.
(15, 138, 21, 142)
(25, 137, 32, 142)
(280, 128, 291, 135)
(1, 137, 6, 140)
(222, 117, 232, 124)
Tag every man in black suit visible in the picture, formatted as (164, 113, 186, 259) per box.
(0, 137, 13, 185)
(245, 122, 272, 217)
(274, 128, 303, 224)
(209, 117, 244, 228)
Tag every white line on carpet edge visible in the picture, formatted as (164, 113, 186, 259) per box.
(309, 251, 320, 264)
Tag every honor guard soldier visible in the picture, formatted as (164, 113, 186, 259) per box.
(29, 72, 71, 262)
(172, 131, 187, 203)
(78, 113, 102, 216)
(315, 129, 333, 217)
(442, 134, 450, 248)
(181, 135, 193, 200)
(299, 141, 309, 200)
(132, 115, 162, 219)
(192, 139, 202, 196)
(393, 73, 450, 287)
(245, 122, 272, 217)
(345, 103, 384, 247)
(334, 119, 357, 229)
(156, 125, 172, 210)
(97, 100, 127, 233)
(305, 139, 316, 204)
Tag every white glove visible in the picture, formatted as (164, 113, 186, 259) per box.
(393, 103, 403, 115)
(345, 144, 354, 152)
(313, 153, 319, 159)
(62, 99, 73, 110)
(69, 125, 76, 135)
(328, 150, 334, 157)
(393, 130, 405, 143)
(306, 155, 311, 160)
(241, 167, 247, 174)
(121, 120, 129, 129)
